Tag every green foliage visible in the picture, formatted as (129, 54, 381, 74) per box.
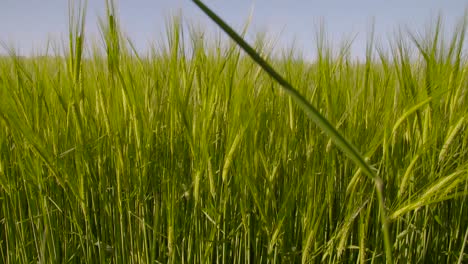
(0, 2, 467, 263)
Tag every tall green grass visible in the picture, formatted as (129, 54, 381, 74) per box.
(0, 1, 467, 263)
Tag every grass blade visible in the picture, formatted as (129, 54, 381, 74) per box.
(191, 1, 393, 262)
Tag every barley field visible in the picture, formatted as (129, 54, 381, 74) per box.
(0, 2, 467, 263)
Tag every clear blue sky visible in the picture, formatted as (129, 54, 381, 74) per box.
(1, 0, 466, 59)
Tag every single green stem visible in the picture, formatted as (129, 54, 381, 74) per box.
(191, 0, 393, 262)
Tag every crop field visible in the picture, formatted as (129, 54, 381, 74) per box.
(0, 2, 467, 263)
